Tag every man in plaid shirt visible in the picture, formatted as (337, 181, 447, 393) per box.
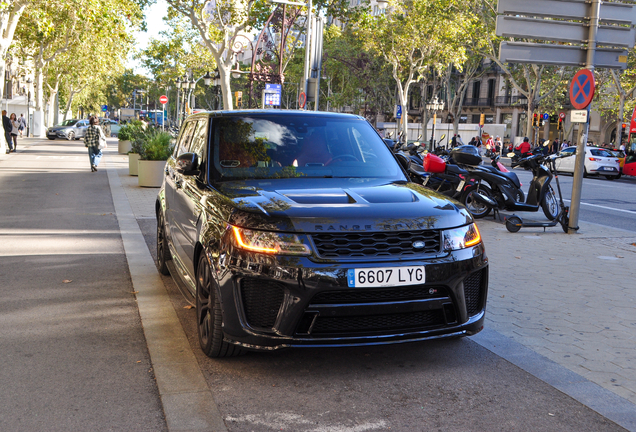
(84, 116, 104, 172)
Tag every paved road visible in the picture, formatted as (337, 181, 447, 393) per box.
(0, 139, 167, 431)
(2, 139, 634, 432)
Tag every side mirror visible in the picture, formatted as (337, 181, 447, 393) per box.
(176, 152, 200, 175)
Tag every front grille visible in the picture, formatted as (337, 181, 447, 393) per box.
(240, 278, 285, 329)
(464, 269, 485, 316)
(311, 286, 447, 304)
(311, 310, 446, 335)
(312, 230, 440, 259)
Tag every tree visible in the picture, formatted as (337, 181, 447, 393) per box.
(0, 0, 29, 100)
(355, 0, 470, 142)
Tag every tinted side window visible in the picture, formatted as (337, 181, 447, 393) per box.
(174, 121, 197, 156)
(190, 120, 208, 158)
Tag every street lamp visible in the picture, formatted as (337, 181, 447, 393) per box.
(26, 78, 32, 137)
(212, 69, 222, 110)
(187, 72, 213, 115)
(426, 96, 445, 151)
(175, 77, 184, 126)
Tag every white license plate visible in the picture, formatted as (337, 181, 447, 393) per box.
(347, 266, 425, 287)
(456, 179, 465, 192)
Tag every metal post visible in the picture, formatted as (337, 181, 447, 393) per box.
(568, 0, 600, 234)
(27, 91, 30, 137)
(302, 0, 312, 109)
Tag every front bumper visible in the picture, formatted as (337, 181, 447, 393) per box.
(213, 243, 489, 350)
(47, 130, 70, 139)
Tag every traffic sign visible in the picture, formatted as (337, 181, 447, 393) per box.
(298, 92, 306, 109)
(542, 113, 549, 121)
(159, 95, 168, 104)
(571, 110, 588, 123)
(559, 112, 566, 120)
(499, 42, 627, 69)
(264, 84, 281, 106)
(396, 105, 402, 119)
(570, 69, 595, 110)
(101, 105, 108, 112)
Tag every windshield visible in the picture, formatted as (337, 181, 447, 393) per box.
(58, 120, 78, 127)
(212, 114, 405, 181)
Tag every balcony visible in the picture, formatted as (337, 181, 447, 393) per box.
(464, 98, 494, 107)
(494, 96, 528, 106)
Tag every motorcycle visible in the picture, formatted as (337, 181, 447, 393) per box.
(462, 150, 561, 221)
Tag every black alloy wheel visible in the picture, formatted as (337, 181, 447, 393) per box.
(541, 186, 559, 221)
(461, 184, 493, 219)
(156, 211, 171, 275)
(196, 253, 244, 358)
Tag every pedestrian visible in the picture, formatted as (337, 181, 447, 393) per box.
(18, 113, 26, 137)
(619, 142, 626, 152)
(451, 134, 457, 147)
(456, 134, 464, 145)
(2, 110, 13, 153)
(84, 116, 106, 172)
(9, 113, 19, 151)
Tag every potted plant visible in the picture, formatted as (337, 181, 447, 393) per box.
(117, 120, 143, 154)
(128, 138, 144, 176)
(137, 129, 174, 187)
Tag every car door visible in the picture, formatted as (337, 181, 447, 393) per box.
(556, 147, 576, 172)
(171, 119, 209, 278)
(164, 120, 198, 275)
(76, 120, 89, 138)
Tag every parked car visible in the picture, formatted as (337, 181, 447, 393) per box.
(156, 110, 489, 358)
(47, 119, 89, 140)
(100, 119, 121, 137)
(607, 149, 625, 173)
(623, 152, 636, 176)
(555, 146, 621, 179)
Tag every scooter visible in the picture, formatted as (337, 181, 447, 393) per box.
(459, 150, 559, 221)
(504, 153, 576, 233)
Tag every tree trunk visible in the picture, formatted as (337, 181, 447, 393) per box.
(616, 93, 625, 147)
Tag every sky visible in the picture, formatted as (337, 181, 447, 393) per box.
(128, 0, 171, 76)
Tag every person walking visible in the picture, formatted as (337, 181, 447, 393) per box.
(84, 116, 106, 172)
(9, 113, 19, 151)
(18, 113, 26, 137)
(3, 110, 13, 153)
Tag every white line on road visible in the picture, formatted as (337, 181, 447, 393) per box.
(564, 199, 636, 215)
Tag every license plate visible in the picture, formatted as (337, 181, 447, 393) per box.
(347, 266, 425, 287)
(48, 132, 56, 135)
(456, 180, 465, 192)
(422, 176, 429, 186)
(602, 166, 614, 171)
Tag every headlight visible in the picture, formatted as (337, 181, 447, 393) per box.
(231, 226, 311, 256)
(442, 223, 482, 251)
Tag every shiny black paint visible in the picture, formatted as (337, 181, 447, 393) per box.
(157, 110, 488, 351)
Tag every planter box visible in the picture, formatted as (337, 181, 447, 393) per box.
(138, 160, 166, 188)
(118, 140, 132, 154)
(128, 153, 141, 176)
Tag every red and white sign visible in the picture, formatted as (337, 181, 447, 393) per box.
(159, 95, 168, 104)
(559, 112, 566, 120)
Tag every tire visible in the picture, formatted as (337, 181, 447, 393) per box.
(583, 168, 588, 178)
(506, 215, 522, 233)
(461, 184, 493, 219)
(67, 132, 75, 141)
(196, 254, 245, 358)
(47, 136, 56, 140)
(541, 186, 559, 221)
(156, 211, 171, 275)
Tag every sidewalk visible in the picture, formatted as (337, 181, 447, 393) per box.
(107, 147, 636, 429)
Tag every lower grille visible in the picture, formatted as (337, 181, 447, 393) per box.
(311, 310, 446, 335)
(240, 278, 285, 329)
(311, 286, 447, 304)
(464, 269, 485, 316)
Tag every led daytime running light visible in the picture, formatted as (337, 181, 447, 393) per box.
(464, 224, 481, 247)
(232, 226, 278, 254)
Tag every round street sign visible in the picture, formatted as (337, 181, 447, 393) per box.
(570, 69, 595, 110)
(159, 95, 168, 104)
(559, 112, 566, 120)
(542, 113, 549, 121)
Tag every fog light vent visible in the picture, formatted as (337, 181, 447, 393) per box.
(240, 278, 285, 329)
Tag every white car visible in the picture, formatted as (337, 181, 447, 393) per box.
(555, 146, 621, 180)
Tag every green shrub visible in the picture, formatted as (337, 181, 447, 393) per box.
(118, 120, 145, 142)
(139, 129, 174, 160)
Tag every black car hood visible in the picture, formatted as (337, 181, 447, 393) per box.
(215, 178, 472, 233)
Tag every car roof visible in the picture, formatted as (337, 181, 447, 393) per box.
(185, 109, 366, 121)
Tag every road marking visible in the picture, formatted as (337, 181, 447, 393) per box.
(564, 199, 636, 215)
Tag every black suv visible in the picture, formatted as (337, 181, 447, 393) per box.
(156, 110, 488, 357)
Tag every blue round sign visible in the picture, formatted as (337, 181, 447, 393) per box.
(542, 113, 549, 121)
